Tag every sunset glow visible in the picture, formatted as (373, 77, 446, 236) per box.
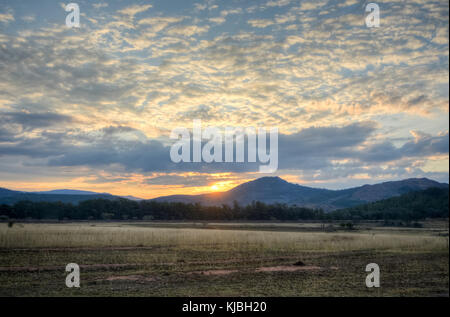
(0, 0, 448, 197)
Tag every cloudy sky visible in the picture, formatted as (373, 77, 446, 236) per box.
(0, 0, 448, 198)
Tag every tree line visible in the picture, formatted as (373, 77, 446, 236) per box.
(0, 199, 325, 221)
(0, 187, 447, 221)
(327, 187, 448, 221)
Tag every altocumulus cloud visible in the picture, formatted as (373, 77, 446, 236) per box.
(0, 0, 448, 189)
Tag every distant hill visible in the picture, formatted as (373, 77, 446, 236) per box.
(152, 176, 449, 211)
(35, 189, 143, 201)
(0, 188, 117, 205)
(0, 187, 144, 205)
(119, 195, 144, 201)
(330, 187, 449, 220)
(0, 188, 22, 196)
(0, 192, 116, 205)
(34, 189, 110, 195)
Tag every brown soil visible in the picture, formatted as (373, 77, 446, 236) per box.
(188, 269, 239, 276)
(255, 265, 321, 272)
(104, 275, 156, 282)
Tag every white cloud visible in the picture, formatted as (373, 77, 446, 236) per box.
(21, 15, 35, 23)
(433, 27, 449, 45)
(248, 19, 275, 28)
(266, 0, 291, 7)
(167, 24, 210, 36)
(117, 4, 152, 17)
(209, 16, 226, 24)
(93, 2, 109, 9)
(0, 12, 14, 24)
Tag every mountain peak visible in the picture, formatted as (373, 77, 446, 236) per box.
(251, 176, 287, 184)
(230, 176, 292, 191)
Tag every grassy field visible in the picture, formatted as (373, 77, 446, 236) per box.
(0, 220, 448, 296)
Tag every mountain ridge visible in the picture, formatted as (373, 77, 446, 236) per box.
(1, 177, 447, 209)
(152, 176, 449, 211)
(35, 189, 112, 195)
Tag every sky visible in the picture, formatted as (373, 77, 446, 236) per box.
(0, 0, 448, 198)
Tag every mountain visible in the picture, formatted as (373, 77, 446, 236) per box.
(152, 177, 449, 211)
(0, 188, 117, 205)
(152, 177, 332, 206)
(0, 188, 22, 196)
(35, 189, 110, 195)
(119, 195, 144, 201)
(35, 189, 143, 201)
(0, 187, 144, 205)
(330, 187, 449, 220)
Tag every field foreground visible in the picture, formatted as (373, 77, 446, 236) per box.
(0, 221, 448, 296)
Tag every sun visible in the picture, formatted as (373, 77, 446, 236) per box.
(210, 184, 219, 191)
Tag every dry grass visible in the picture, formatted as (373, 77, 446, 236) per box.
(0, 222, 448, 296)
(0, 222, 447, 252)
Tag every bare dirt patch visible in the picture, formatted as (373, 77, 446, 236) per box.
(255, 265, 321, 272)
(105, 275, 141, 281)
(330, 266, 339, 270)
(104, 275, 156, 282)
(188, 269, 239, 276)
(187, 265, 330, 276)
